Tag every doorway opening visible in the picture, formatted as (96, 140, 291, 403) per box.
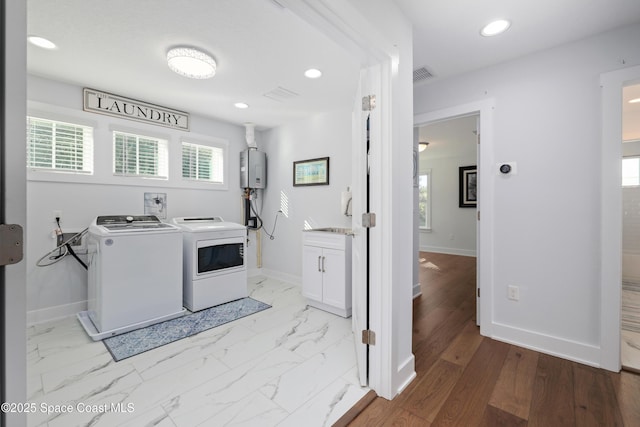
(415, 97, 495, 334)
(416, 114, 479, 320)
(621, 82, 640, 372)
(600, 64, 640, 372)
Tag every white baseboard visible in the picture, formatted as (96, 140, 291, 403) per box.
(490, 322, 601, 368)
(419, 245, 476, 257)
(247, 267, 264, 278)
(395, 354, 417, 396)
(27, 300, 87, 326)
(260, 268, 302, 286)
(413, 282, 422, 299)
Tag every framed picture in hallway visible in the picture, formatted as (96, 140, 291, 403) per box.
(459, 165, 477, 207)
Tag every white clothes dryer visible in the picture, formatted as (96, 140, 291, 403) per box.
(172, 217, 247, 311)
(78, 215, 185, 340)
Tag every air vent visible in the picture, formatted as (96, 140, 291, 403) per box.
(263, 86, 299, 102)
(413, 67, 434, 84)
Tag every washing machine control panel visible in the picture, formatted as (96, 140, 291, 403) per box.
(96, 215, 174, 231)
(97, 215, 161, 225)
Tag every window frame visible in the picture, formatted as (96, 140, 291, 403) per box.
(418, 169, 432, 230)
(112, 130, 169, 180)
(26, 116, 94, 175)
(622, 156, 640, 187)
(181, 140, 225, 183)
(180, 138, 228, 188)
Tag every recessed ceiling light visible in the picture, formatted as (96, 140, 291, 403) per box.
(480, 19, 511, 37)
(304, 68, 322, 79)
(629, 98, 640, 104)
(28, 36, 57, 50)
(167, 47, 216, 79)
(234, 102, 249, 109)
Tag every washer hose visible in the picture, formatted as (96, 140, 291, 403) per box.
(36, 228, 89, 269)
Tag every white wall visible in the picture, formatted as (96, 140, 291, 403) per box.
(414, 23, 640, 366)
(26, 76, 248, 324)
(257, 109, 353, 281)
(418, 115, 477, 256)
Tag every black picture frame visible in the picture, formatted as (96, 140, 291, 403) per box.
(459, 165, 477, 208)
(293, 157, 330, 186)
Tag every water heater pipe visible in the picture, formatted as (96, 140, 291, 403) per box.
(245, 123, 257, 149)
(256, 228, 262, 268)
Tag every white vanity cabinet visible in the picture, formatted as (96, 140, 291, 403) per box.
(302, 230, 352, 318)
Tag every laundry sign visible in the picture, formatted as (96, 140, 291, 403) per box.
(83, 88, 190, 131)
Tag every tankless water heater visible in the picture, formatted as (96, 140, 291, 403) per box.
(240, 149, 266, 189)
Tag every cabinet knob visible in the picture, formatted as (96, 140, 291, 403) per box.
(322, 256, 326, 272)
(318, 256, 321, 272)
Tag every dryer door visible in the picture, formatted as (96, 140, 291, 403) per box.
(195, 236, 245, 277)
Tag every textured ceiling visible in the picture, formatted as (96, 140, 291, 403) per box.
(27, 0, 360, 130)
(26, 0, 640, 130)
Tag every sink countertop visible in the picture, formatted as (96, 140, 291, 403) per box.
(303, 227, 354, 235)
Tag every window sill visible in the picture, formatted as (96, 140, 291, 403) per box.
(27, 170, 228, 191)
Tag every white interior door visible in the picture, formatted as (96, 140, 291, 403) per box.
(475, 116, 480, 326)
(352, 69, 368, 387)
(352, 64, 381, 387)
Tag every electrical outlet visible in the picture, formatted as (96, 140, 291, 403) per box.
(507, 285, 520, 301)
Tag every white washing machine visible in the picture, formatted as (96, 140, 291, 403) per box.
(78, 215, 186, 340)
(172, 217, 247, 311)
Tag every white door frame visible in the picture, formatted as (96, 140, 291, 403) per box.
(2, 1, 28, 426)
(279, 0, 403, 398)
(414, 99, 495, 335)
(600, 64, 640, 371)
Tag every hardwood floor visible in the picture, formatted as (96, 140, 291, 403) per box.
(347, 252, 640, 426)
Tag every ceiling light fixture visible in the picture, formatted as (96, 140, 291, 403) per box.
(480, 19, 511, 37)
(629, 98, 640, 104)
(234, 102, 249, 109)
(167, 47, 216, 79)
(304, 68, 322, 79)
(419, 141, 429, 152)
(28, 36, 57, 50)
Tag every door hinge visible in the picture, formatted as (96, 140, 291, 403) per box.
(0, 224, 24, 266)
(362, 95, 376, 111)
(477, 211, 480, 221)
(362, 212, 376, 228)
(362, 329, 376, 346)
(477, 288, 480, 298)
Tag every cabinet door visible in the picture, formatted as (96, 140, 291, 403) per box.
(302, 245, 324, 301)
(320, 248, 346, 308)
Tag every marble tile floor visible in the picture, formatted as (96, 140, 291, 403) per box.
(27, 276, 369, 426)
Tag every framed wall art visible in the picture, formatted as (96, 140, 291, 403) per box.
(459, 165, 477, 208)
(293, 157, 330, 186)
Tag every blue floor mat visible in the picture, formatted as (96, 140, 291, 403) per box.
(103, 297, 271, 361)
